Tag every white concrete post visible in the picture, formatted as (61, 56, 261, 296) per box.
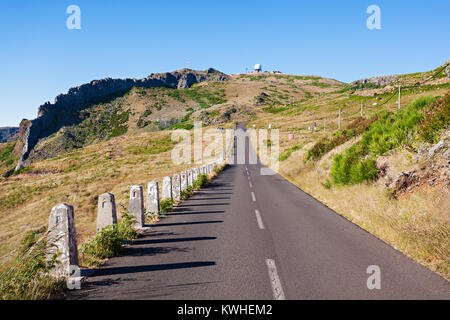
(129, 185, 145, 228)
(193, 168, 199, 182)
(147, 181, 160, 215)
(181, 171, 187, 191)
(187, 170, 194, 187)
(97, 193, 117, 232)
(46, 204, 79, 278)
(172, 174, 181, 201)
(162, 176, 173, 202)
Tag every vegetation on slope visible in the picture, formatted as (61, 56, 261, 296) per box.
(331, 96, 436, 185)
(418, 92, 450, 143)
(0, 228, 66, 300)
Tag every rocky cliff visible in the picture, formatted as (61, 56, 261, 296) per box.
(15, 68, 229, 170)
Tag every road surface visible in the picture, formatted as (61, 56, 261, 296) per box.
(70, 123, 449, 300)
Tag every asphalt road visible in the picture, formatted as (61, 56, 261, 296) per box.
(71, 124, 449, 300)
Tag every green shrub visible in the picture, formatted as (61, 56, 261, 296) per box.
(79, 214, 138, 266)
(167, 122, 194, 130)
(280, 145, 300, 161)
(0, 228, 67, 300)
(321, 178, 332, 189)
(160, 198, 173, 214)
(419, 92, 450, 143)
(263, 106, 288, 114)
(194, 174, 209, 189)
(181, 186, 194, 200)
(331, 96, 435, 185)
(306, 116, 379, 161)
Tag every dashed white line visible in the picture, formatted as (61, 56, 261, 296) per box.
(254, 209, 264, 229)
(249, 182, 253, 188)
(266, 259, 286, 300)
(251, 192, 256, 202)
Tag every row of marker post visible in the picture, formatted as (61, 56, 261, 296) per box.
(44, 135, 235, 282)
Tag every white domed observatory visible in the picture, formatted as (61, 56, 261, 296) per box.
(254, 64, 262, 73)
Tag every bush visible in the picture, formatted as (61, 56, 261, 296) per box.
(160, 198, 173, 214)
(331, 96, 435, 185)
(419, 92, 450, 143)
(194, 174, 208, 189)
(306, 116, 379, 161)
(79, 214, 138, 266)
(0, 228, 66, 300)
(280, 145, 300, 161)
(181, 186, 194, 200)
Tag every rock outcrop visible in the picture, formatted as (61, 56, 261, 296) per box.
(0, 127, 19, 143)
(350, 75, 397, 88)
(377, 129, 450, 196)
(15, 69, 229, 170)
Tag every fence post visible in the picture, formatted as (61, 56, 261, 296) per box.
(339, 109, 341, 129)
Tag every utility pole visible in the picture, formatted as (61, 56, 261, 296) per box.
(339, 109, 341, 130)
(313, 112, 316, 131)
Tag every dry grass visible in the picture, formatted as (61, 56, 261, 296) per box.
(254, 84, 450, 279)
(0, 128, 222, 270)
(282, 162, 449, 278)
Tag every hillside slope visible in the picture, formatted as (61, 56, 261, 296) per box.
(249, 61, 450, 277)
(5, 69, 343, 174)
(0, 61, 448, 280)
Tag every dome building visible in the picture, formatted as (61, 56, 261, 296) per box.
(254, 64, 262, 73)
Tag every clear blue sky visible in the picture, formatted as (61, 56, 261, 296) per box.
(0, 0, 449, 127)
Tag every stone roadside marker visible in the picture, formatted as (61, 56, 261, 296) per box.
(147, 181, 160, 215)
(181, 171, 187, 191)
(129, 185, 145, 228)
(96, 193, 117, 232)
(187, 170, 193, 187)
(162, 176, 173, 202)
(46, 204, 79, 278)
(172, 174, 181, 201)
(193, 168, 199, 182)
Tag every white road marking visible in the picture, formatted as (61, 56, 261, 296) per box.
(251, 192, 256, 202)
(266, 259, 286, 300)
(249, 182, 253, 188)
(255, 209, 264, 229)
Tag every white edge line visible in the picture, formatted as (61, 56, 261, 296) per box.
(251, 192, 256, 202)
(254, 209, 264, 229)
(265, 259, 286, 300)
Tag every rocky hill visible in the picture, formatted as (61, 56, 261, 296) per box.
(14, 68, 229, 170)
(0, 61, 448, 280)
